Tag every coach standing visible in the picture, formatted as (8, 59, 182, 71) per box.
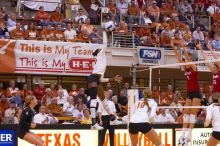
(98, 91, 116, 146)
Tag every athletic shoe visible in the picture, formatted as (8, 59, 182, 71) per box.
(182, 137, 191, 146)
(110, 114, 116, 121)
(91, 123, 104, 130)
(178, 136, 185, 145)
(110, 119, 123, 125)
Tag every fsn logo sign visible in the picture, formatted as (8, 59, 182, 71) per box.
(0, 130, 15, 146)
(139, 48, 161, 60)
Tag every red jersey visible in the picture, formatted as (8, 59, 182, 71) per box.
(212, 72, 220, 93)
(185, 68, 200, 92)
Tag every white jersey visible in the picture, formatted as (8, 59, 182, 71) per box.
(130, 99, 157, 123)
(206, 103, 220, 132)
(92, 47, 106, 75)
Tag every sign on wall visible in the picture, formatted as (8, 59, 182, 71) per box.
(137, 47, 165, 65)
(0, 40, 104, 76)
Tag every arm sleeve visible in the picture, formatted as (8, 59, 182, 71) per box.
(33, 115, 42, 124)
(100, 75, 109, 83)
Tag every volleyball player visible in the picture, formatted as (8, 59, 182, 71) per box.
(197, 43, 220, 93)
(88, 47, 122, 130)
(129, 87, 163, 146)
(204, 92, 220, 146)
(171, 41, 201, 145)
(17, 95, 45, 146)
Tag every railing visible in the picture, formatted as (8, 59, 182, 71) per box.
(110, 31, 135, 48)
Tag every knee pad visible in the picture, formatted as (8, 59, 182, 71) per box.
(189, 114, 196, 123)
(183, 114, 190, 124)
(87, 87, 97, 99)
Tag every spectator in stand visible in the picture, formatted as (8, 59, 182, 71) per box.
(53, 24, 65, 41)
(193, 26, 205, 42)
(33, 81, 45, 104)
(69, 84, 78, 97)
(152, 85, 160, 102)
(25, 22, 38, 40)
(39, 24, 54, 41)
(180, 0, 193, 15)
(90, 27, 103, 44)
(194, 0, 205, 14)
(148, 31, 160, 46)
(127, 0, 139, 25)
(10, 91, 22, 107)
(80, 18, 94, 36)
(33, 105, 58, 124)
(0, 21, 9, 39)
(107, 89, 114, 100)
(4, 100, 16, 118)
(6, 80, 19, 98)
(50, 83, 57, 97)
(165, 85, 174, 104)
(89, 0, 100, 24)
(211, 8, 220, 22)
(7, 13, 16, 32)
(118, 90, 128, 116)
(75, 9, 88, 24)
(123, 82, 129, 97)
(107, 0, 117, 19)
(75, 97, 87, 109)
(63, 96, 75, 116)
(160, 31, 172, 47)
(141, 13, 152, 26)
(50, 7, 65, 27)
(57, 89, 67, 107)
(212, 33, 220, 51)
(0, 83, 5, 96)
(147, 1, 160, 22)
(80, 108, 92, 124)
(112, 95, 121, 115)
(115, 21, 128, 33)
(35, 6, 49, 27)
(46, 97, 63, 117)
(10, 22, 26, 40)
(159, 92, 170, 105)
(64, 23, 77, 42)
(156, 108, 175, 123)
(0, 6, 9, 22)
(14, 107, 22, 124)
(207, 1, 219, 15)
(41, 88, 52, 106)
(116, 0, 128, 22)
(76, 88, 88, 105)
(77, 30, 90, 43)
(73, 103, 84, 120)
(20, 83, 32, 101)
(170, 94, 183, 116)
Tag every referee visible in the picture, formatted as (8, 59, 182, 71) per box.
(98, 91, 116, 146)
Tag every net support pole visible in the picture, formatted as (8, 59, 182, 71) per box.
(132, 65, 137, 88)
(149, 68, 152, 89)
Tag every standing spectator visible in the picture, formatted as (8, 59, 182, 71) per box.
(25, 22, 38, 40)
(89, 0, 100, 24)
(46, 97, 63, 117)
(0, 21, 9, 39)
(33, 105, 58, 124)
(80, 108, 92, 124)
(64, 23, 77, 42)
(156, 108, 175, 123)
(50, 7, 65, 27)
(107, 0, 117, 18)
(7, 14, 16, 32)
(147, 1, 160, 22)
(53, 24, 65, 41)
(98, 91, 116, 146)
(35, 6, 49, 27)
(10, 22, 26, 40)
(41, 88, 52, 106)
(193, 26, 205, 42)
(127, 0, 139, 25)
(116, 0, 128, 22)
(6, 80, 18, 98)
(207, 1, 219, 15)
(194, 0, 205, 14)
(33, 81, 45, 103)
(74, 9, 88, 24)
(63, 96, 75, 116)
(39, 24, 54, 41)
(212, 34, 220, 51)
(57, 89, 67, 107)
(4, 100, 16, 118)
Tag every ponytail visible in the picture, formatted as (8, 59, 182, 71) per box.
(142, 87, 152, 109)
(212, 92, 220, 105)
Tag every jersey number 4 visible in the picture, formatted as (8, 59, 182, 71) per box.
(137, 102, 145, 108)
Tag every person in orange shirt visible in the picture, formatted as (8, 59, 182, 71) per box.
(127, 0, 139, 24)
(10, 22, 26, 40)
(53, 24, 65, 41)
(115, 21, 128, 33)
(77, 30, 90, 43)
(50, 7, 65, 27)
(35, 6, 49, 27)
(46, 97, 63, 117)
(68, 84, 78, 97)
(39, 24, 54, 41)
(24, 22, 38, 40)
(80, 18, 94, 36)
(50, 83, 58, 97)
(147, 0, 160, 22)
(160, 3, 170, 17)
(107, 0, 117, 17)
(138, 25, 151, 44)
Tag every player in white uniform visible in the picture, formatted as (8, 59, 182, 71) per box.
(204, 92, 220, 146)
(129, 87, 163, 146)
(87, 46, 121, 129)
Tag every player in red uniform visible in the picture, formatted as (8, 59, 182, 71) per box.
(197, 43, 220, 93)
(171, 41, 201, 146)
